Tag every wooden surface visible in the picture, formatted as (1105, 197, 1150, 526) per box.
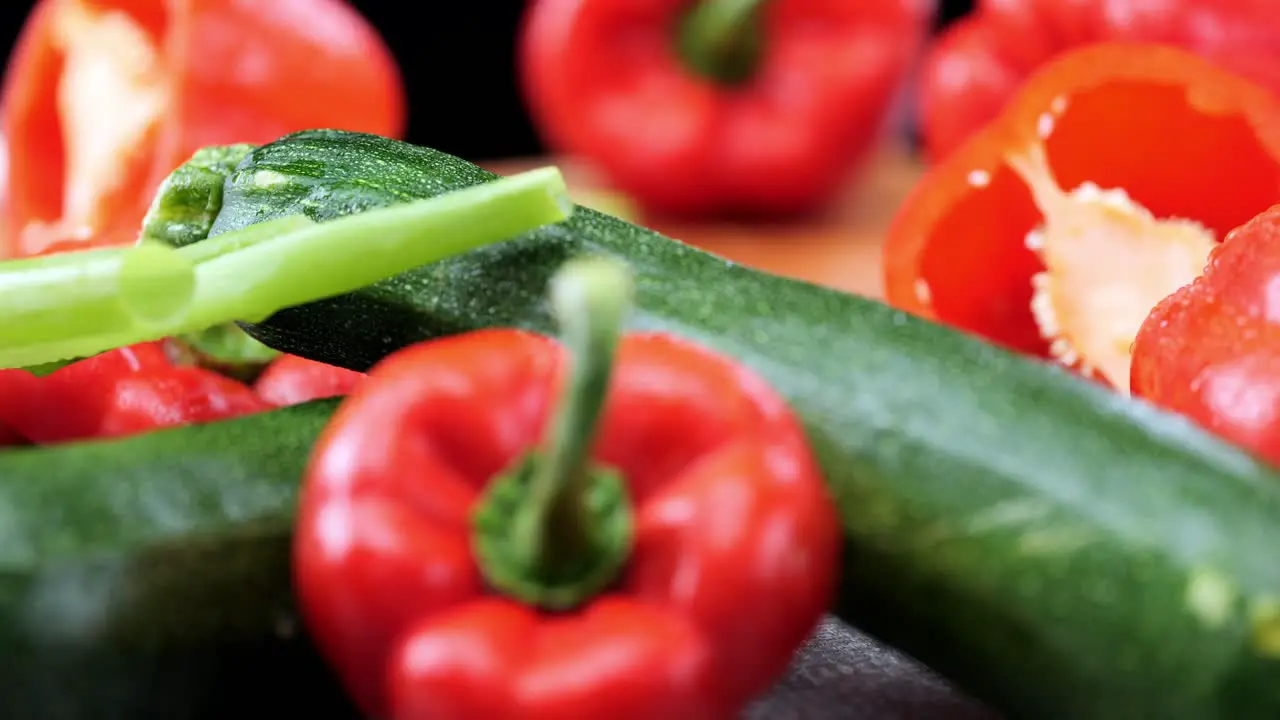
(485, 143, 926, 300)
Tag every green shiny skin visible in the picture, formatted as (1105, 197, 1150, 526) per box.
(0, 399, 358, 720)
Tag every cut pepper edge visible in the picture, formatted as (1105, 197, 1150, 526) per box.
(884, 41, 1280, 325)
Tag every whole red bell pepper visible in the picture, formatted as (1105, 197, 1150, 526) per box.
(883, 42, 1280, 390)
(0, 341, 269, 444)
(918, 0, 1280, 163)
(0, 424, 28, 447)
(1132, 204, 1280, 466)
(254, 353, 366, 407)
(518, 0, 933, 218)
(294, 257, 840, 720)
(0, 0, 404, 257)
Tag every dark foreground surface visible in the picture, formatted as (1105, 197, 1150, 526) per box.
(749, 617, 997, 720)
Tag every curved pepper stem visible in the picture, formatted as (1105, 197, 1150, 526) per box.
(473, 256, 636, 611)
(678, 0, 772, 85)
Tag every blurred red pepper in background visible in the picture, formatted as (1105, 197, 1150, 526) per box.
(884, 43, 1280, 389)
(94, 362, 271, 438)
(919, 0, 1280, 163)
(0, 342, 174, 443)
(0, 0, 405, 257)
(519, 0, 934, 218)
(1132, 204, 1280, 467)
(0, 341, 269, 444)
(255, 353, 366, 407)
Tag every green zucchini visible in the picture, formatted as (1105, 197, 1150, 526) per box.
(153, 129, 1280, 719)
(0, 399, 358, 720)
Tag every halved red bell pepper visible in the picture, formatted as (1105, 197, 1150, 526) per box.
(0, 0, 404, 257)
(518, 0, 933, 218)
(918, 0, 1280, 163)
(883, 42, 1280, 390)
(254, 353, 366, 407)
(294, 258, 840, 719)
(1132, 204, 1280, 466)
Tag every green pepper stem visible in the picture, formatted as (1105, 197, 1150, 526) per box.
(678, 0, 771, 85)
(473, 256, 636, 611)
(172, 322, 281, 383)
(0, 167, 572, 369)
(517, 256, 632, 570)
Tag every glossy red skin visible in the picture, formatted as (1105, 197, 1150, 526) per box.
(95, 364, 270, 437)
(0, 342, 171, 442)
(518, 0, 933, 218)
(294, 329, 841, 720)
(0, 424, 29, 446)
(0, 342, 268, 443)
(0, 0, 405, 257)
(1132, 204, 1280, 466)
(254, 354, 366, 407)
(919, 0, 1280, 164)
(884, 43, 1280, 359)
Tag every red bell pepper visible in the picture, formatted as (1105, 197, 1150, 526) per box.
(0, 342, 171, 443)
(0, 341, 269, 444)
(94, 363, 270, 437)
(0, 424, 29, 447)
(294, 257, 840, 720)
(918, 0, 1280, 163)
(883, 42, 1280, 389)
(1132, 204, 1280, 466)
(518, 0, 933, 218)
(254, 353, 365, 407)
(0, 0, 405, 257)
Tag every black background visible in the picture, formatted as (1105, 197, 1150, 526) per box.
(0, 0, 976, 160)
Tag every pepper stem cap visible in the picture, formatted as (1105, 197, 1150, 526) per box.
(678, 0, 772, 85)
(473, 256, 636, 611)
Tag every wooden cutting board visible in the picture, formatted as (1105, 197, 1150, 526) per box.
(485, 143, 926, 301)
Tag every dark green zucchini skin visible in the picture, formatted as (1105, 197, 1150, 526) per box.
(0, 399, 359, 720)
(161, 129, 1280, 719)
